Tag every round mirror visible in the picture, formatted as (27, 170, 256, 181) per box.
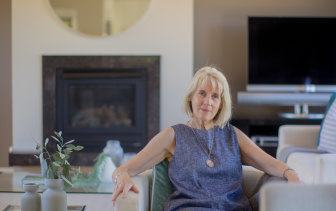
(48, 0, 151, 37)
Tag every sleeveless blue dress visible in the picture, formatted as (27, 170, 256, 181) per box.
(164, 124, 252, 211)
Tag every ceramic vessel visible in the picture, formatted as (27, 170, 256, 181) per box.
(98, 156, 116, 182)
(41, 179, 67, 211)
(21, 183, 41, 211)
(103, 140, 124, 166)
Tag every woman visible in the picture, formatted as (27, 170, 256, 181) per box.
(112, 66, 300, 210)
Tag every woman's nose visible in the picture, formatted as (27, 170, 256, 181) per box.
(204, 95, 212, 105)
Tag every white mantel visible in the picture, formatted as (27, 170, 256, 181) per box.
(12, 0, 193, 152)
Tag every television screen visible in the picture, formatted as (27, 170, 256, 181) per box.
(248, 17, 336, 92)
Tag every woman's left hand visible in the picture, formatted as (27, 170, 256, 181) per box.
(284, 169, 301, 183)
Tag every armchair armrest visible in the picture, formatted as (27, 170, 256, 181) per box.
(260, 183, 336, 211)
(242, 165, 264, 198)
(277, 125, 320, 158)
(115, 170, 152, 211)
(315, 154, 336, 183)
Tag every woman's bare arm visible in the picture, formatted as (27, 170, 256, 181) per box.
(234, 126, 299, 182)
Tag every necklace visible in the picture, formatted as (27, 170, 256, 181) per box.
(188, 121, 215, 167)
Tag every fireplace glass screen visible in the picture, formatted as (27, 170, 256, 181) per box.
(55, 68, 147, 151)
(69, 84, 135, 128)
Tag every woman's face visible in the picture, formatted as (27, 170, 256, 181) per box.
(190, 79, 221, 123)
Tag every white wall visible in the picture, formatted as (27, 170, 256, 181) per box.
(12, 0, 193, 152)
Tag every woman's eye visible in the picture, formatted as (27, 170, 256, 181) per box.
(199, 91, 206, 96)
(212, 94, 219, 99)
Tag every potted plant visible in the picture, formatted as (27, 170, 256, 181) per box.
(35, 131, 83, 211)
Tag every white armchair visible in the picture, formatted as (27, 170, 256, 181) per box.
(115, 166, 267, 211)
(260, 182, 336, 211)
(277, 125, 336, 184)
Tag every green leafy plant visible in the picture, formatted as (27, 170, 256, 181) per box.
(35, 131, 83, 186)
(71, 153, 109, 188)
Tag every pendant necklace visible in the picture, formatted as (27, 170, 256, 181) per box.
(189, 121, 215, 167)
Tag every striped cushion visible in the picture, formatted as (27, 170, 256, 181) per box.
(318, 93, 336, 153)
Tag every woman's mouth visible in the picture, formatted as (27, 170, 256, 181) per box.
(201, 108, 211, 112)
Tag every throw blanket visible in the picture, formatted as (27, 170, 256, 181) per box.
(277, 145, 327, 162)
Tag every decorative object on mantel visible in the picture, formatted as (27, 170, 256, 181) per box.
(21, 183, 41, 211)
(103, 140, 124, 167)
(35, 131, 84, 211)
(97, 154, 116, 183)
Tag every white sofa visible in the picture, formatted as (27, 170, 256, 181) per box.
(277, 125, 336, 184)
(260, 182, 336, 211)
(115, 166, 266, 211)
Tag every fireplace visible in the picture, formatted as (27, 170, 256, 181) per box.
(43, 56, 160, 153)
(56, 67, 147, 151)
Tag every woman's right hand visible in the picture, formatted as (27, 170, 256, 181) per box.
(110, 126, 176, 205)
(111, 169, 139, 206)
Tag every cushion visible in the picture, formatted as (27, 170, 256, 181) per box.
(318, 92, 336, 153)
(150, 159, 173, 211)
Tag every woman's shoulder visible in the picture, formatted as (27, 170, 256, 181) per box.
(170, 123, 188, 131)
(161, 126, 176, 137)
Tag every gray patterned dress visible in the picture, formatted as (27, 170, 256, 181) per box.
(164, 124, 252, 211)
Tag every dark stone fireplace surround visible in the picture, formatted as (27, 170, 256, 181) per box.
(9, 55, 160, 166)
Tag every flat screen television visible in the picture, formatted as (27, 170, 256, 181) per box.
(247, 17, 336, 92)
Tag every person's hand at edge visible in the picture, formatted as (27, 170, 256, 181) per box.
(111, 169, 139, 206)
(284, 168, 302, 183)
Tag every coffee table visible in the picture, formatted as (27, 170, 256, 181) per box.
(0, 166, 115, 211)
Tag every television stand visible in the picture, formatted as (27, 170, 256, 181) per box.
(278, 104, 324, 119)
(237, 91, 331, 119)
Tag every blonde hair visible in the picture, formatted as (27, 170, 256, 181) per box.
(183, 66, 232, 128)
